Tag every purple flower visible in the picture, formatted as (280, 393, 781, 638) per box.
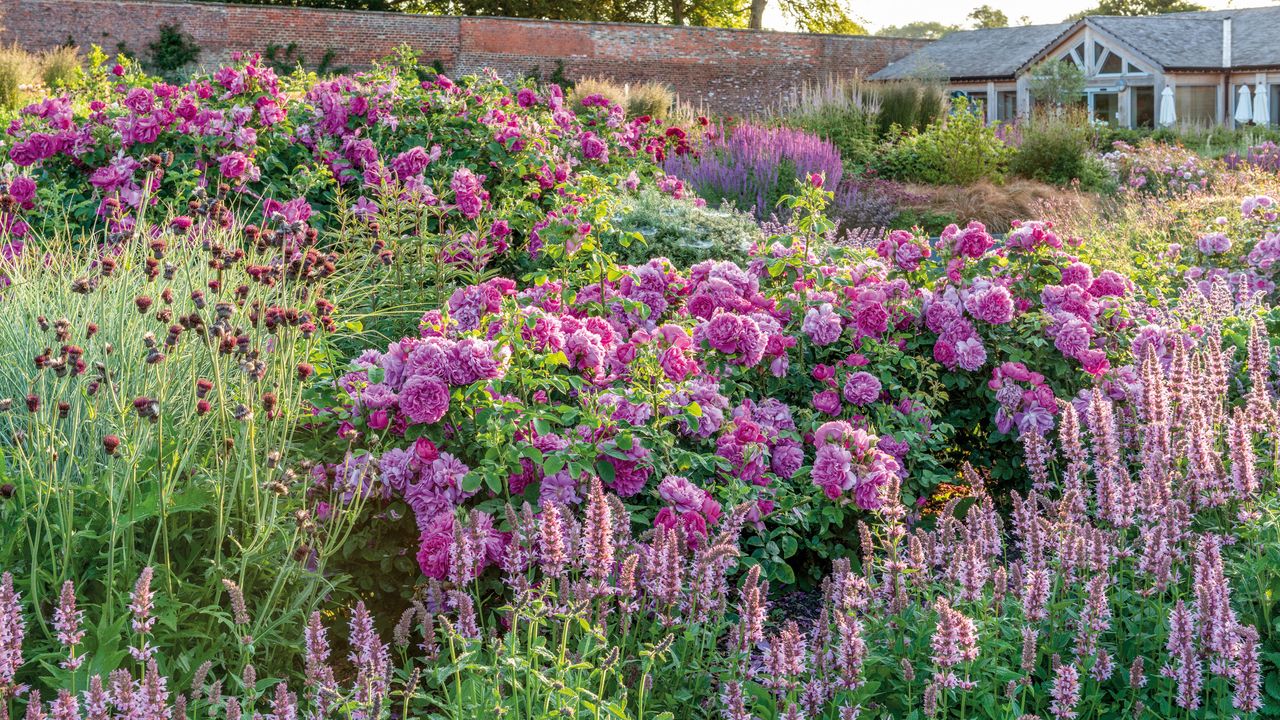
(398, 375, 450, 425)
(842, 371, 881, 406)
(450, 167, 488, 220)
(802, 304, 843, 346)
(966, 284, 1014, 325)
(813, 389, 842, 416)
(1196, 232, 1231, 255)
(955, 337, 987, 371)
(218, 151, 253, 180)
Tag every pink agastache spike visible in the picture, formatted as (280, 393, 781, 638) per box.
(538, 502, 567, 580)
(583, 477, 614, 585)
(1232, 625, 1262, 712)
(128, 567, 156, 662)
(1166, 599, 1203, 711)
(52, 582, 84, 672)
(1048, 662, 1080, 720)
(0, 572, 26, 691)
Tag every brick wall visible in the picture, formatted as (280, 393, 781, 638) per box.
(0, 0, 928, 114)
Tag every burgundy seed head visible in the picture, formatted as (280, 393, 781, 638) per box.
(103, 435, 120, 455)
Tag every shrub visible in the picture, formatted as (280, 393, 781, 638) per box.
(604, 187, 758, 266)
(569, 76, 628, 109)
(664, 123, 844, 217)
(772, 75, 881, 171)
(876, 96, 1013, 185)
(1226, 141, 1280, 174)
(1010, 109, 1110, 190)
(146, 22, 200, 80)
(1026, 59, 1086, 109)
(875, 78, 946, 136)
(827, 178, 917, 230)
(39, 45, 81, 90)
(624, 80, 674, 121)
(1102, 139, 1217, 197)
(0, 44, 37, 110)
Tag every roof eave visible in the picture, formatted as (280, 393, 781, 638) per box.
(1014, 18, 1087, 76)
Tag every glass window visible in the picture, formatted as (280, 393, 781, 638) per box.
(1175, 86, 1217, 125)
(1092, 92, 1119, 124)
(1094, 43, 1107, 64)
(1100, 52, 1123, 75)
(997, 91, 1017, 122)
(1131, 86, 1155, 128)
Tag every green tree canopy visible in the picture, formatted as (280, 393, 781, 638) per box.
(968, 4, 1008, 28)
(1026, 59, 1087, 107)
(1069, 0, 1206, 18)
(874, 21, 960, 39)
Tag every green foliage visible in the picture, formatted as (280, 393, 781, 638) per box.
(624, 81, 674, 121)
(873, 20, 960, 38)
(263, 42, 351, 76)
(571, 77, 628, 110)
(776, 0, 867, 34)
(1010, 110, 1111, 190)
(875, 79, 946, 136)
(0, 45, 37, 111)
(146, 23, 201, 80)
(876, 96, 1013, 185)
(603, 188, 759, 267)
(786, 108, 878, 173)
(1026, 60, 1086, 109)
(0, 217, 388, 689)
(39, 46, 82, 90)
(1088, 0, 1206, 15)
(967, 4, 1008, 28)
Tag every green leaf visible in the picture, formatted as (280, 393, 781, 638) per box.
(770, 562, 795, 585)
(595, 459, 616, 485)
(461, 472, 484, 493)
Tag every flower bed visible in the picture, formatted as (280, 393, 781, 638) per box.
(0, 47, 1277, 720)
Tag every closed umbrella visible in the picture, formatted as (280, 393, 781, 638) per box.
(1255, 84, 1271, 127)
(1159, 86, 1177, 126)
(1235, 84, 1254, 124)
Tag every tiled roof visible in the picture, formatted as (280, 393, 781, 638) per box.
(872, 5, 1280, 82)
(870, 23, 1072, 80)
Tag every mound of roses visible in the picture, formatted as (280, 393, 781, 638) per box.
(303, 175, 1146, 587)
(1, 46, 696, 275)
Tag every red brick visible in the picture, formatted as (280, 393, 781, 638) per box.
(0, 0, 927, 115)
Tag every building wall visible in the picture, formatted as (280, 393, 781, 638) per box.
(0, 0, 928, 115)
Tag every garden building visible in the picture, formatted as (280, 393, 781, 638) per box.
(871, 5, 1280, 129)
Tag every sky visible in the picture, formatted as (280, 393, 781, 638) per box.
(762, 0, 1278, 33)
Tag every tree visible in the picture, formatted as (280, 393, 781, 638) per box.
(874, 21, 960, 39)
(968, 4, 1008, 28)
(1026, 60, 1087, 108)
(1074, 0, 1205, 16)
(748, 0, 865, 34)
